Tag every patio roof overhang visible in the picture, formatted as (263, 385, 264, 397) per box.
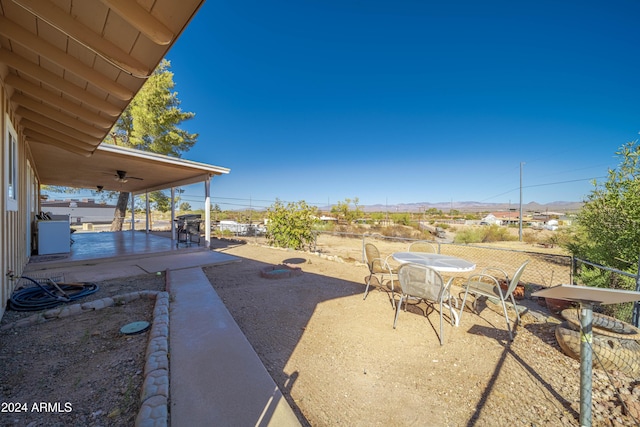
(31, 142, 230, 196)
(1, 0, 206, 156)
(0, 0, 229, 195)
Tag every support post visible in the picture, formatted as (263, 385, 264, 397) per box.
(633, 254, 640, 327)
(171, 187, 176, 242)
(519, 162, 524, 242)
(130, 193, 135, 233)
(579, 302, 593, 427)
(204, 177, 211, 248)
(145, 191, 150, 233)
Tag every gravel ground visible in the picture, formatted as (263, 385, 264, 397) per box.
(205, 237, 640, 427)
(1, 235, 639, 427)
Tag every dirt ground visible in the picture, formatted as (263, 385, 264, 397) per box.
(0, 273, 165, 427)
(204, 235, 640, 427)
(0, 234, 638, 426)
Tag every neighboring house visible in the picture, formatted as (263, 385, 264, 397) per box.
(544, 219, 559, 231)
(0, 2, 227, 321)
(480, 214, 502, 226)
(491, 211, 520, 225)
(40, 199, 116, 224)
(217, 220, 266, 236)
(42, 199, 117, 224)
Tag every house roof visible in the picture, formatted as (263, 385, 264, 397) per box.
(491, 211, 520, 219)
(42, 199, 116, 209)
(1, 0, 229, 193)
(32, 143, 229, 195)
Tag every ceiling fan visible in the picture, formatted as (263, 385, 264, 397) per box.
(112, 170, 143, 183)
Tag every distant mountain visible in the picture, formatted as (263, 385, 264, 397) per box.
(346, 201, 584, 213)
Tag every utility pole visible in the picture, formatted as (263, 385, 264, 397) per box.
(519, 162, 524, 242)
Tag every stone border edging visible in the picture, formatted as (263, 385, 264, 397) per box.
(135, 291, 170, 427)
(0, 290, 170, 427)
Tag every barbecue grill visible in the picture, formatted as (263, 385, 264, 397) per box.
(175, 214, 202, 247)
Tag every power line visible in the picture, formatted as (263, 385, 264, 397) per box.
(524, 176, 607, 189)
(480, 175, 607, 202)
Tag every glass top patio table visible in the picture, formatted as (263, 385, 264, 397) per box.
(392, 252, 476, 273)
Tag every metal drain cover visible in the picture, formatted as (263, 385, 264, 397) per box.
(120, 321, 150, 335)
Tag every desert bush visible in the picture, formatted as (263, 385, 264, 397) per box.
(575, 267, 635, 322)
(454, 228, 484, 244)
(266, 200, 318, 250)
(483, 225, 516, 242)
(522, 230, 539, 244)
(382, 225, 419, 239)
(454, 225, 516, 244)
(390, 213, 411, 226)
(314, 221, 336, 232)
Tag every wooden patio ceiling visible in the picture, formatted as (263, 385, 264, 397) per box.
(0, 0, 206, 157)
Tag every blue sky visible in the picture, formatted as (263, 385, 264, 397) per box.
(63, 1, 640, 211)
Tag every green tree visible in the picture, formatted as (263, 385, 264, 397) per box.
(150, 191, 171, 213)
(211, 204, 221, 221)
(566, 140, 640, 292)
(390, 212, 410, 226)
(370, 212, 385, 222)
(425, 208, 442, 216)
(179, 202, 192, 211)
(331, 197, 363, 223)
(105, 59, 197, 231)
(266, 200, 318, 250)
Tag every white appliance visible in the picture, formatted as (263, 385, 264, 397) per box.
(37, 220, 71, 255)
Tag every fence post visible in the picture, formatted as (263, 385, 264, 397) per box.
(633, 254, 640, 328)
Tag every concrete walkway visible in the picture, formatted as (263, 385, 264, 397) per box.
(23, 246, 301, 426)
(168, 267, 301, 426)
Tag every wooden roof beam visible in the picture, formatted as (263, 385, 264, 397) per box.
(11, 0, 152, 78)
(16, 108, 102, 145)
(99, 0, 174, 45)
(11, 94, 108, 137)
(7, 78, 114, 128)
(21, 119, 100, 149)
(25, 131, 94, 157)
(0, 48, 121, 116)
(0, 15, 134, 100)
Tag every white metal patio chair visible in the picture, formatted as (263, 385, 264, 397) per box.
(458, 260, 529, 341)
(407, 240, 439, 254)
(363, 243, 399, 307)
(394, 263, 458, 345)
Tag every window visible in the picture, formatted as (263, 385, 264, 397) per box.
(5, 115, 18, 211)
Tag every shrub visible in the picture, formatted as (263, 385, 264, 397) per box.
(266, 200, 318, 250)
(575, 267, 635, 322)
(482, 225, 516, 243)
(385, 225, 419, 239)
(522, 231, 538, 244)
(454, 228, 484, 244)
(453, 225, 516, 244)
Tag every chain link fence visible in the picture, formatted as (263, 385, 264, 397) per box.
(572, 257, 640, 326)
(351, 232, 572, 289)
(234, 230, 640, 325)
(304, 231, 572, 291)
